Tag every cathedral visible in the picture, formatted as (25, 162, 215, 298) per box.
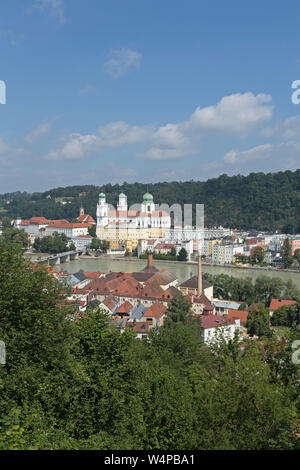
(96, 192, 171, 250)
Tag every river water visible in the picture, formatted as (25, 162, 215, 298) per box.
(58, 257, 300, 286)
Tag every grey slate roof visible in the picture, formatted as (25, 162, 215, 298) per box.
(73, 271, 87, 282)
(129, 303, 148, 320)
(179, 275, 212, 290)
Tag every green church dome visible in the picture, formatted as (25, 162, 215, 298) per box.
(119, 193, 126, 197)
(143, 193, 153, 202)
(99, 192, 106, 198)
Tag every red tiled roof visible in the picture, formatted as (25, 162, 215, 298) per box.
(269, 299, 296, 311)
(227, 309, 248, 324)
(49, 222, 92, 229)
(116, 300, 134, 314)
(144, 302, 167, 320)
(102, 295, 118, 311)
(83, 271, 103, 279)
(154, 243, 175, 250)
(77, 214, 96, 224)
(188, 293, 214, 310)
(131, 321, 150, 334)
(201, 315, 237, 329)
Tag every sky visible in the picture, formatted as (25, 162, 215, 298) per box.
(1, 0, 300, 192)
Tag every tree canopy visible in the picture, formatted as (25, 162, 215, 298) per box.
(0, 241, 299, 450)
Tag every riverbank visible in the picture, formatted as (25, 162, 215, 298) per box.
(80, 254, 300, 275)
(57, 256, 300, 285)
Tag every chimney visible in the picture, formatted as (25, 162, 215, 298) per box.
(197, 255, 202, 296)
(147, 253, 153, 268)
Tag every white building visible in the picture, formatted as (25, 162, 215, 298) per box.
(71, 234, 92, 250)
(212, 244, 244, 264)
(204, 226, 232, 239)
(96, 192, 171, 231)
(200, 315, 241, 344)
(45, 222, 90, 238)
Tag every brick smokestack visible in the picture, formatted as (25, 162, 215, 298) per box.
(148, 253, 153, 268)
(198, 255, 202, 296)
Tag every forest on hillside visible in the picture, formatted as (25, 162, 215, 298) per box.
(1, 169, 300, 232)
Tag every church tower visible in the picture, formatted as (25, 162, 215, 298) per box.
(141, 193, 155, 214)
(96, 193, 108, 227)
(117, 193, 128, 212)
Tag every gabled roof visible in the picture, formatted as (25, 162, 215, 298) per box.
(102, 295, 119, 311)
(189, 293, 214, 310)
(83, 271, 103, 279)
(269, 299, 296, 311)
(116, 300, 134, 315)
(145, 270, 177, 286)
(48, 222, 92, 229)
(201, 315, 237, 329)
(227, 309, 249, 324)
(179, 275, 212, 290)
(131, 271, 156, 283)
(167, 286, 182, 297)
(141, 282, 166, 299)
(132, 321, 150, 334)
(129, 304, 148, 320)
(77, 214, 96, 224)
(143, 302, 167, 320)
(72, 271, 87, 282)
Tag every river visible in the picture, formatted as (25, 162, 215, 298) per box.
(58, 257, 300, 286)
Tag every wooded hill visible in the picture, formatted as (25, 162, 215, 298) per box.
(1, 169, 300, 232)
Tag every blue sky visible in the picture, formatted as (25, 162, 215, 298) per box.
(1, 0, 300, 192)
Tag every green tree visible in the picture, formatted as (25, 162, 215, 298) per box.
(165, 293, 192, 326)
(2, 228, 30, 250)
(252, 246, 265, 264)
(177, 248, 188, 261)
(0, 239, 82, 442)
(246, 303, 273, 338)
(169, 247, 176, 257)
(293, 249, 300, 263)
(271, 305, 289, 327)
(1, 216, 12, 229)
(188, 341, 298, 449)
(88, 225, 96, 237)
(90, 237, 101, 250)
(282, 237, 293, 269)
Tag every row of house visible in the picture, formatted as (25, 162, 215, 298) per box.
(14, 209, 96, 250)
(66, 254, 243, 343)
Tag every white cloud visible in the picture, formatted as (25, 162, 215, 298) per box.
(24, 121, 53, 144)
(281, 116, 300, 139)
(223, 144, 273, 164)
(47, 133, 98, 160)
(103, 48, 142, 78)
(0, 136, 26, 167)
(46, 121, 153, 160)
(45, 92, 274, 161)
(188, 92, 273, 133)
(34, 0, 66, 25)
(97, 121, 153, 147)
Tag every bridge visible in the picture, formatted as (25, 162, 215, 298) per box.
(35, 250, 83, 266)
